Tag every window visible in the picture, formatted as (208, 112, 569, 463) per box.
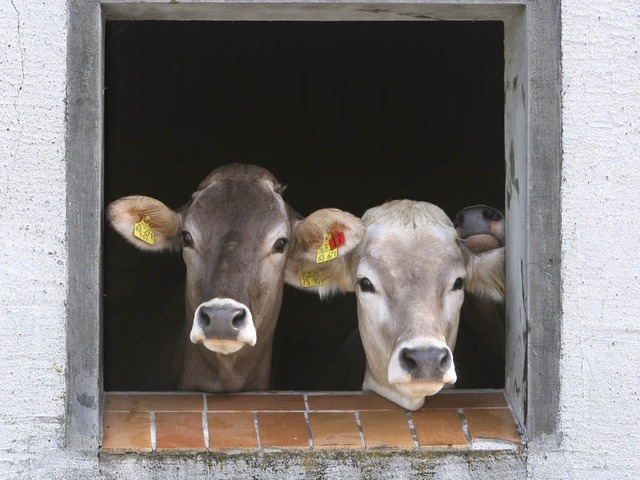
(66, 1, 561, 462)
(103, 20, 505, 393)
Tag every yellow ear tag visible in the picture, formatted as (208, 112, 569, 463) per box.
(300, 270, 326, 288)
(316, 234, 338, 264)
(133, 215, 155, 245)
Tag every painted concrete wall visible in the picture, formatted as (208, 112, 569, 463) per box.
(0, 0, 638, 478)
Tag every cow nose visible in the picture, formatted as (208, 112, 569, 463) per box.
(197, 305, 247, 338)
(399, 346, 452, 382)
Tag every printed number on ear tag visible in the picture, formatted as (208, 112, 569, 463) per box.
(329, 231, 345, 250)
(300, 271, 326, 288)
(134, 215, 155, 245)
(316, 233, 338, 263)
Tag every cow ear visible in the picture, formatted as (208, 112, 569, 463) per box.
(464, 246, 505, 302)
(285, 208, 365, 295)
(107, 195, 182, 252)
(294, 208, 364, 258)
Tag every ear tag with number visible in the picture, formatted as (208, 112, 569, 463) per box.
(134, 215, 155, 245)
(329, 231, 345, 250)
(300, 271, 326, 288)
(316, 233, 338, 263)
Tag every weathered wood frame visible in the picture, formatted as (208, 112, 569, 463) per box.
(66, 0, 561, 458)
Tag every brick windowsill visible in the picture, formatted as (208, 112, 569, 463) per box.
(102, 390, 523, 453)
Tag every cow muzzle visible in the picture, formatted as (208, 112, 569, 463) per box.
(190, 298, 257, 354)
(388, 340, 457, 397)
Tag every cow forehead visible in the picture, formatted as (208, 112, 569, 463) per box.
(362, 200, 454, 230)
(361, 225, 461, 265)
(357, 226, 465, 284)
(185, 178, 290, 236)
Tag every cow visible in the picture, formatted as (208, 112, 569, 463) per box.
(107, 163, 364, 392)
(453, 205, 506, 388)
(296, 199, 505, 410)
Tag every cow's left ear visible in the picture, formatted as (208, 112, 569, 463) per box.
(463, 247, 505, 302)
(285, 208, 365, 295)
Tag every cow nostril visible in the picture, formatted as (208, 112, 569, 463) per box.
(439, 349, 451, 370)
(483, 206, 503, 222)
(198, 310, 211, 328)
(399, 348, 418, 374)
(453, 212, 464, 229)
(231, 309, 246, 330)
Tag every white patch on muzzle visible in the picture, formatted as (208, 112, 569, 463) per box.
(190, 297, 257, 354)
(201, 339, 247, 355)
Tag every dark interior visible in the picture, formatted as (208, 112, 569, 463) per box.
(104, 21, 505, 391)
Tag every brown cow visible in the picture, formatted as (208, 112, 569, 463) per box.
(107, 164, 364, 392)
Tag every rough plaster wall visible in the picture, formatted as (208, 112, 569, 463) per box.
(0, 0, 93, 477)
(552, 0, 640, 478)
(1, 0, 639, 478)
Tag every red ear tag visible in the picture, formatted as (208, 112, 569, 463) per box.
(329, 231, 345, 250)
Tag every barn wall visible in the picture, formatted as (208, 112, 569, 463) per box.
(548, 0, 640, 477)
(0, 0, 638, 478)
(0, 0, 96, 477)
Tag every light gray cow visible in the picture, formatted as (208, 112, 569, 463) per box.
(107, 164, 364, 392)
(298, 199, 505, 410)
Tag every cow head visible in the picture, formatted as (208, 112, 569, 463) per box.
(107, 164, 364, 391)
(290, 200, 505, 410)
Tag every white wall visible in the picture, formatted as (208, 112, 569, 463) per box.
(0, 0, 638, 478)
(0, 0, 93, 477)
(557, 0, 640, 477)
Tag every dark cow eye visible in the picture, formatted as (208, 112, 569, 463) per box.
(181, 231, 193, 248)
(358, 277, 376, 293)
(273, 237, 288, 254)
(453, 277, 465, 290)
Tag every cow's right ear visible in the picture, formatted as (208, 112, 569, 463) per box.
(107, 195, 182, 252)
(464, 247, 505, 302)
(285, 208, 365, 296)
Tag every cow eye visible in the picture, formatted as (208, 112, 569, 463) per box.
(358, 277, 376, 293)
(273, 237, 288, 253)
(181, 231, 193, 248)
(453, 277, 465, 290)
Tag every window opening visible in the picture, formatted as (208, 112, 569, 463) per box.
(104, 21, 505, 397)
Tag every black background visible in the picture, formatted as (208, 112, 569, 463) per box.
(104, 21, 504, 391)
